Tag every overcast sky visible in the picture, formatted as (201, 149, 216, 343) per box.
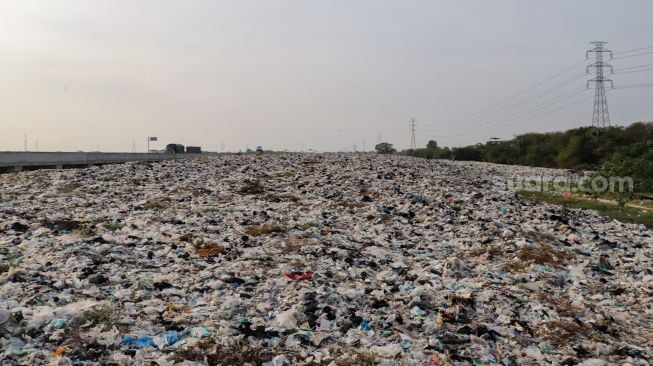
(1, 1, 652, 152)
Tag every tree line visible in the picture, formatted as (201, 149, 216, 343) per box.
(397, 122, 652, 170)
(376, 122, 653, 201)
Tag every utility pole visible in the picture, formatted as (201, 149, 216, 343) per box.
(409, 118, 417, 150)
(24, 133, 27, 152)
(586, 41, 613, 129)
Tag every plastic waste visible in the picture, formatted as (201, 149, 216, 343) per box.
(164, 331, 178, 345)
(51, 319, 65, 329)
(0, 154, 650, 365)
(188, 326, 211, 338)
(284, 272, 313, 280)
(121, 336, 156, 348)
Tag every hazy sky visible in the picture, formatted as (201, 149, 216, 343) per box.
(1, 1, 652, 152)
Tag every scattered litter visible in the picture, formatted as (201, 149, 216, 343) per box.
(53, 346, 65, 357)
(196, 245, 224, 257)
(284, 272, 313, 281)
(121, 335, 156, 348)
(0, 154, 650, 364)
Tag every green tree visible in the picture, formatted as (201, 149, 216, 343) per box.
(375, 142, 396, 154)
(555, 135, 584, 168)
(426, 140, 438, 150)
(594, 154, 653, 211)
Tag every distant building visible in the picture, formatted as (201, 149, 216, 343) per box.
(166, 144, 185, 153)
(186, 146, 202, 154)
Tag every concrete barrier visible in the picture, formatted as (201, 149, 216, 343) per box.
(0, 152, 196, 171)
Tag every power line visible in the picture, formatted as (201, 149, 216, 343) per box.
(613, 68, 653, 75)
(429, 94, 594, 138)
(614, 63, 653, 71)
(424, 72, 587, 130)
(612, 50, 653, 60)
(420, 43, 651, 141)
(613, 82, 653, 89)
(421, 85, 588, 133)
(421, 88, 590, 136)
(613, 46, 653, 55)
(504, 94, 594, 127)
(422, 58, 588, 127)
(494, 88, 588, 122)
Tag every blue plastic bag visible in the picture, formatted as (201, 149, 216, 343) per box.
(164, 331, 179, 345)
(121, 335, 156, 348)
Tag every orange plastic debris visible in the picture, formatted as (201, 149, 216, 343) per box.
(53, 346, 65, 356)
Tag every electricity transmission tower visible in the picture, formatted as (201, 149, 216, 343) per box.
(586, 41, 613, 128)
(409, 118, 417, 150)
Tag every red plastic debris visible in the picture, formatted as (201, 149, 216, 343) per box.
(284, 272, 313, 280)
(429, 354, 441, 365)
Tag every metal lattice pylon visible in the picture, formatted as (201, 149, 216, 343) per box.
(409, 118, 417, 150)
(586, 41, 613, 128)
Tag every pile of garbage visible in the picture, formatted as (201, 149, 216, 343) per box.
(1, 154, 651, 365)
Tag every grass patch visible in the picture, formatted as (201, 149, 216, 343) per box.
(358, 189, 380, 198)
(0, 261, 16, 274)
(329, 201, 368, 210)
(518, 190, 653, 228)
(263, 194, 301, 203)
(276, 171, 296, 177)
(143, 197, 170, 210)
(58, 182, 80, 193)
(0, 250, 21, 273)
(517, 245, 575, 266)
(74, 223, 95, 237)
(534, 318, 586, 346)
(240, 180, 265, 195)
(174, 339, 282, 365)
(302, 221, 320, 229)
(244, 224, 286, 236)
(188, 187, 211, 197)
(103, 222, 124, 231)
(503, 260, 531, 273)
(334, 350, 377, 366)
(172, 186, 211, 197)
(83, 305, 115, 327)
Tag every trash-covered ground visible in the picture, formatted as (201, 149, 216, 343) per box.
(1, 154, 651, 365)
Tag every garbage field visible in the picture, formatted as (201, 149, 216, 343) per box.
(1, 154, 651, 365)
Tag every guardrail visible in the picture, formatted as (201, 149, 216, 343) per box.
(0, 152, 195, 172)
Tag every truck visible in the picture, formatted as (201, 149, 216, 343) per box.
(166, 144, 185, 154)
